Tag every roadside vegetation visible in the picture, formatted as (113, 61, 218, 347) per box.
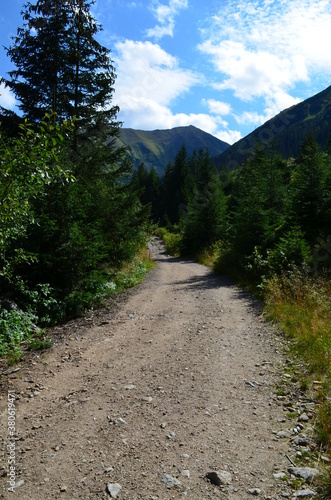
(0, 245, 154, 365)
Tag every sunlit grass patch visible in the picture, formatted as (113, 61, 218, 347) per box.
(264, 269, 331, 455)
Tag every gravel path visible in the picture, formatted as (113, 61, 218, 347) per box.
(0, 238, 306, 499)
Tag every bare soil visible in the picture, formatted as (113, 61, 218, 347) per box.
(0, 238, 296, 499)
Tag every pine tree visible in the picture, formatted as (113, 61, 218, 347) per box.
(5, 0, 117, 129)
(132, 164, 161, 222)
(162, 145, 188, 224)
(231, 143, 286, 259)
(290, 132, 326, 242)
(183, 150, 228, 253)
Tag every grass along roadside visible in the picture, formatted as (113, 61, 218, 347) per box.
(263, 270, 331, 498)
(264, 271, 331, 450)
(0, 245, 155, 366)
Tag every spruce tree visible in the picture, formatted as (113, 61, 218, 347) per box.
(162, 144, 189, 224)
(231, 143, 286, 259)
(5, 0, 117, 129)
(182, 150, 228, 253)
(290, 133, 325, 242)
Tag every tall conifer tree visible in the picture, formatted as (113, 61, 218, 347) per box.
(5, 0, 118, 130)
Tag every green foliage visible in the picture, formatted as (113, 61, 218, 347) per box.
(1, 0, 150, 331)
(290, 133, 327, 241)
(5, 0, 117, 127)
(231, 144, 287, 259)
(156, 226, 183, 257)
(317, 400, 331, 451)
(264, 269, 331, 460)
(182, 150, 228, 253)
(245, 228, 312, 279)
(0, 115, 74, 286)
(114, 258, 154, 291)
(267, 228, 312, 272)
(163, 231, 183, 257)
(132, 164, 162, 222)
(27, 333, 53, 351)
(18, 282, 66, 327)
(316, 467, 331, 499)
(0, 308, 38, 356)
(162, 144, 189, 224)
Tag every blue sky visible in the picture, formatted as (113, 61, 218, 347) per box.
(1, 0, 331, 144)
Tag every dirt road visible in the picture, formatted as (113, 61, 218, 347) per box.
(1, 238, 298, 499)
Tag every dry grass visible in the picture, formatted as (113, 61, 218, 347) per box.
(264, 270, 331, 454)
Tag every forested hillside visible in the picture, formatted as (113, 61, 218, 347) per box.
(135, 137, 330, 272)
(215, 85, 331, 170)
(118, 125, 229, 176)
(0, 0, 149, 360)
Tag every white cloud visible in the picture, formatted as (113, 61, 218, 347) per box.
(199, 0, 331, 119)
(216, 129, 242, 145)
(200, 40, 308, 102)
(234, 111, 265, 126)
(263, 91, 302, 121)
(203, 99, 232, 116)
(146, 0, 188, 39)
(114, 40, 198, 107)
(112, 40, 241, 144)
(0, 80, 16, 110)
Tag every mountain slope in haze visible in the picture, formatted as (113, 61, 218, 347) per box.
(215, 85, 331, 170)
(118, 125, 230, 175)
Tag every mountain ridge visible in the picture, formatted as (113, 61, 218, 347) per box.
(118, 85, 331, 174)
(118, 125, 230, 175)
(214, 85, 331, 170)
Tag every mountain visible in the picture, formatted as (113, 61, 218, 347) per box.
(118, 125, 230, 176)
(214, 85, 331, 170)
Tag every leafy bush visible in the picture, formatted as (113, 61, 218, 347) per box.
(26, 331, 52, 351)
(267, 228, 312, 272)
(213, 242, 245, 282)
(64, 251, 154, 317)
(156, 227, 183, 257)
(64, 270, 117, 317)
(114, 258, 153, 291)
(16, 281, 66, 326)
(0, 308, 38, 356)
(244, 228, 311, 281)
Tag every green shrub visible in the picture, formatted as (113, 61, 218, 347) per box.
(267, 228, 312, 273)
(17, 282, 66, 326)
(0, 308, 37, 356)
(163, 231, 183, 257)
(27, 333, 52, 351)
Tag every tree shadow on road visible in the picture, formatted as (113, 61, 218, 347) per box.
(170, 265, 262, 312)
